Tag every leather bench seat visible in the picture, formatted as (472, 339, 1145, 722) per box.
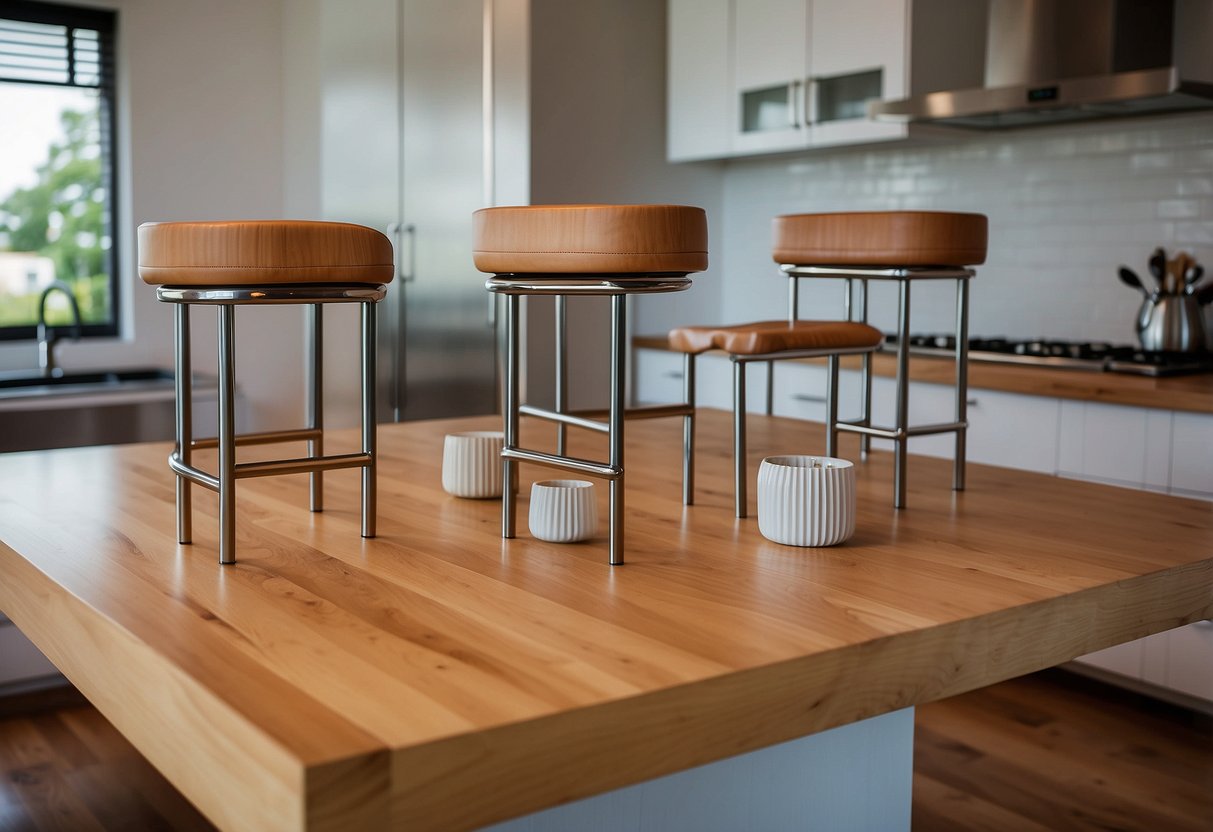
(669, 320, 884, 356)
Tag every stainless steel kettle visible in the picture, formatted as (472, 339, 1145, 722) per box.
(1136, 293, 1210, 352)
(1122, 249, 1212, 353)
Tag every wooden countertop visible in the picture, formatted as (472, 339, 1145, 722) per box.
(0, 412, 1210, 831)
(634, 336, 1213, 414)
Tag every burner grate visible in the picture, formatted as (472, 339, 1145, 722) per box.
(888, 335, 1213, 377)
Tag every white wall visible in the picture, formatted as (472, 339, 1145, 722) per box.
(528, 0, 724, 409)
(710, 112, 1213, 343)
(1, 0, 308, 432)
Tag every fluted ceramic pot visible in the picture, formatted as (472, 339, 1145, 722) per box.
(441, 431, 504, 498)
(757, 455, 855, 547)
(528, 480, 597, 543)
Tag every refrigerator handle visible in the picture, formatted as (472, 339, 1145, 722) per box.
(387, 222, 417, 283)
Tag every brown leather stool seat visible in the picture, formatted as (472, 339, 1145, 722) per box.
(477, 204, 708, 566)
(773, 211, 988, 268)
(141, 219, 393, 565)
(139, 220, 395, 286)
(670, 320, 884, 356)
(473, 204, 708, 275)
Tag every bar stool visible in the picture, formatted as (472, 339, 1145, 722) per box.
(775, 210, 988, 508)
(669, 286, 883, 519)
(474, 204, 708, 565)
(138, 220, 394, 564)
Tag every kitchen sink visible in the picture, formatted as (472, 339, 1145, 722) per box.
(0, 367, 217, 454)
(0, 367, 174, 393)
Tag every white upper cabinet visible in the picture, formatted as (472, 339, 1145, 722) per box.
(667, 0, 732, 162)
(669, 0, 985, 161)
(732, 0, 810, 154)
(808, 0, 909, 149)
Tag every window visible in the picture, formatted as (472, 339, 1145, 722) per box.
(0, 0, 117, 340)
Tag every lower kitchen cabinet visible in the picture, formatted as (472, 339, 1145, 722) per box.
(634, 346, 1213, 708)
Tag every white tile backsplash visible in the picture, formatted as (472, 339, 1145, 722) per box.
(702, 111, 1213, 342)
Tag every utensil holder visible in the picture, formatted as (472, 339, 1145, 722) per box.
(442, 431, 505, 498)
(528, 480, 598, 543)
(757, 455, 855, 547)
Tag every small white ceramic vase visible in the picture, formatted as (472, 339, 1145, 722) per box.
(757, 455, 855, 547)
(528, 480, 598, 543)
(441, 431, 504, 498)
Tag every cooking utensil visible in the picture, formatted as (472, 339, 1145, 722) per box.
(1118, 266, 1150, 297)
(1196, 283, 1213, 306)
(1148, 247, 1167, 290)
(1184, 263, 1204, 292)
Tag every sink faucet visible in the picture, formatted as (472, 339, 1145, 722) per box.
(37, 281, 83, 377)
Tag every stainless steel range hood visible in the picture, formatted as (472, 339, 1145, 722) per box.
(871, 0, 1213, 129)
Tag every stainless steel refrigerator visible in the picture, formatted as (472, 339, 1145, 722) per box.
(318, 0, 498, 424)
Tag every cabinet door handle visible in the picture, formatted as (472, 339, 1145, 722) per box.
(788, 80, 802, 129)
(663, 370, 685, 380)
(793, 393, 827, 403)
(804, 77, 817, 126)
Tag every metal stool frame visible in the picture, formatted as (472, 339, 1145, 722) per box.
(486, 275, 694, 566)
(156, 284, 387, 564)
(782, 265, 975, 508)
(708, 269, 882, 519)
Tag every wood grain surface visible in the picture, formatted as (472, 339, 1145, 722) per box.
(635, 335, 1213, 414)
(0, 410, 1209, 830)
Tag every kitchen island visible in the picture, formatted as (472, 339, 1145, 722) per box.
(0, 410, 1209, 830)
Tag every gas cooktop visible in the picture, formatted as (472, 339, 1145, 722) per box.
(889, 335, 1213, 377)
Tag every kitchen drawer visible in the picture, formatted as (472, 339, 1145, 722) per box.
(1057, 401, 1172, 491)
(634, 349, 687, 406)
(1169, 411, 1213, 498)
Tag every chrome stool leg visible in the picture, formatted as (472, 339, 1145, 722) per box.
(954, 278, 970, 491)
(859, 279, 872, 460)
(608, 294, 627, 565)
(733, 357, 747, 518)
(361, 300, 377, 538)
(555, 295, 568, 457)
(893, 280, 912, 509)
(174, 304, 192, 545)
(307, 303, 324, 512)
(502, 294, 520, 539)
(682, 353, 696, 506)
(217, 305, 237, 565)
(826, 354, 840, 458)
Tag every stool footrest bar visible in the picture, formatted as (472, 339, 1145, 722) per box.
(235, 453, 372, 479)
(520, 405, 610, 434)
(169, 455, 220, 492)
(836, 421, 967, 439)
(573, 404, 695, 421)
(191, 427, 323, 450)
(502, 447, 622, 480)
(169, 452, 371, 487)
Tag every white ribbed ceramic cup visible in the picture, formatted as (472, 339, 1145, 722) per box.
(441, 431, 504, 498)
(757, 455, 855, 547)
(528, 480, 598, 543)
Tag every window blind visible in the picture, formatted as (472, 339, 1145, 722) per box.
(0, 1, 114, 89)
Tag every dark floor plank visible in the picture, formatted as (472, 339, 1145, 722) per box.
(0, 671, 1209, 831)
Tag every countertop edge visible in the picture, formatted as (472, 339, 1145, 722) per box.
(391, 560, 1213, 830)
(633, 336, 1213, 415)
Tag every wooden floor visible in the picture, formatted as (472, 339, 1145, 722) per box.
(0, 671, 1207, 831)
